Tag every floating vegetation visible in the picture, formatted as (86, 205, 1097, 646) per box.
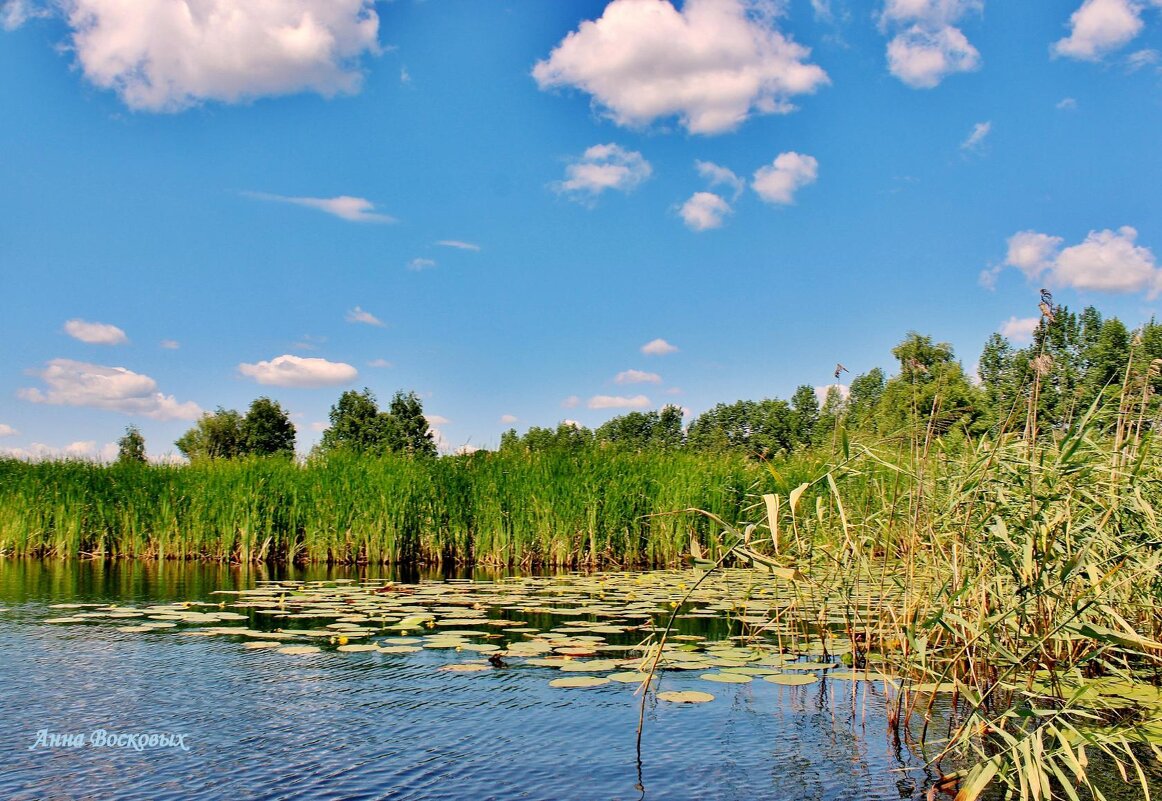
(657, 691, 714, 704)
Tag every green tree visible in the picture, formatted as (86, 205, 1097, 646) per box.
(116, 425, 147, 464)
(320, 389, 389, 455)
(876, 333, 983, 438)
(241, 397, 296, 457)
(175, 408, 244, 460)
(846, 368, 885, 432)
(789, 385, 819, 446)
(687, 398, 794, 458)
(383, 390, 437, 457)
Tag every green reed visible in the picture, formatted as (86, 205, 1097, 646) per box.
(0, 449, 760, 567)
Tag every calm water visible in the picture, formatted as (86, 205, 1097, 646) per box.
(0, 560, 946, 801)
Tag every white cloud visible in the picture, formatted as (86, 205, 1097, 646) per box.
(680, 192, 732, 231)
(500, 414, 519, 424)
(238, 354, 358, 388)
(54, 0, 380, 112)
(879, 1, 982, 88)
(309, 421, 328, 432)
(436, 240, 481, 251)
(368, 358, 393, 368)
(64, 318, 128, 345)
(533, 0, 828, 135)
(1000, 226, 1161, 295)
(554, 143, 652, 202)
(615, 369, 663, 384)
(160, 339, 180, 350)
(19, 358, 201, 420)
(345, 306, 384, 326)
(425, 414, 450, 426)
(641, 338, 679, 356)
(1126, 47, 1160, 70)
(0, 424, 17, 437)
(1053, 0, 1146, 61)
(0, 440, 119, 462)
(247, 192, 395, 223)
(961, 120, 991, 150)
(752, 152, 818, 205)
(814, 383, 850, 404)
(562, 419, 583, 429)
(885, 24, 980, 87)
(562, 395, 581, 408)
(1005, 230, 1065, 278)
(695, 160, 745, 199)
(2, 0, 46, 30)
(588, 394, 651, 410)
(1000, 316, 1041, 343)
(1057, 97, 1079, 110)
(408, 258, 437, 271)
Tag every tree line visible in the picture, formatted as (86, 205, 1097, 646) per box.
(112, 302, 1162, 464)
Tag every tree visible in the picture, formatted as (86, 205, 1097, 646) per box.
(175, 408, 244, 460)
(790, 385, 820, 446)
(687, 398, 794, 458)
(241, 397, 296, 457)
(320, 389, 389, 455)
(846, 369, 885, 432)
(383, 390, 437, 457)
(876, 333, 983, 438)
(116, 425, 147, 464)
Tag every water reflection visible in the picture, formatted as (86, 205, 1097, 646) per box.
(0, 559, 970, 800)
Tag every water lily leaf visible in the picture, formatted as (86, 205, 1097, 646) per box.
(700, 672, 752, 684)
(243, 641, 283, 650)
(440, 663, 490, 673)
(277, 645, 322, 655)
(763, 673, 818, 686)
(549, 676, 610, 688)
(658, 690, 714, 703)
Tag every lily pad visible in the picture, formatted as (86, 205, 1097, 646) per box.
(700, 672, 753, 684)
(657, 690, 715, 703)
(763, 673, 819, 686)
(549, 676, 611, 688)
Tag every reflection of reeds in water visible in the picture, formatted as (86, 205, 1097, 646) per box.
(0, 450, 761, 568)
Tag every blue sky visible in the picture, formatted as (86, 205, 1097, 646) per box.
(1, 0, 1160, 458)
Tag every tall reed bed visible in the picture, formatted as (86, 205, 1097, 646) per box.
(0, 449, 761, 566)
(722, 405, 1162, 799)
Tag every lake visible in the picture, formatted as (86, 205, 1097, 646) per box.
(1, 559, 962, 801)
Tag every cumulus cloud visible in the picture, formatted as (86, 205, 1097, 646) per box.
(752, 152, 818, 205)
(562, 395, 581, 408)
(1057, 97, 1079, 110)
(0, 424, 17, 437)
(238, 354, 358, 388)
(19, 358, 201, 420)
(0, 440, 119, 462)
(1000, 316, 1041, 343)
(436, 240, 481, 251)
(1126, 47, 1160, 70)
(553, 143, 652, 202)
(345, 306, 384, 326)
(368, 358, 393, 368)
(64, 318, 128, 345)
(533, 0, 828, 135)
(999, 226, 1161, 295)
(588, 394, 651, 410)
(695, 160, 745, 199)
(160, 339, 180, 350)
(247, 192, 395, 223)
(1053, 0, 1147, 61)
(814, 383, 851, 404)
(425, 414, 450, 426)
(46, 0, 380, 112)
(961, 120, 991, 151)
(500, 414, 519, 424)
(641, 338, 679, 356)
(680, 191, 732, 231)
(407, 258, 437, 271)
(615, 369, 663, 384)
(880, 0, 982, 88)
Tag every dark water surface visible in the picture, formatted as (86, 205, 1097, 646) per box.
(0, 560, 942, 801)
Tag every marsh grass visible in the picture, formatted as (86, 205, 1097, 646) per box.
(0, 449, 760, 567)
